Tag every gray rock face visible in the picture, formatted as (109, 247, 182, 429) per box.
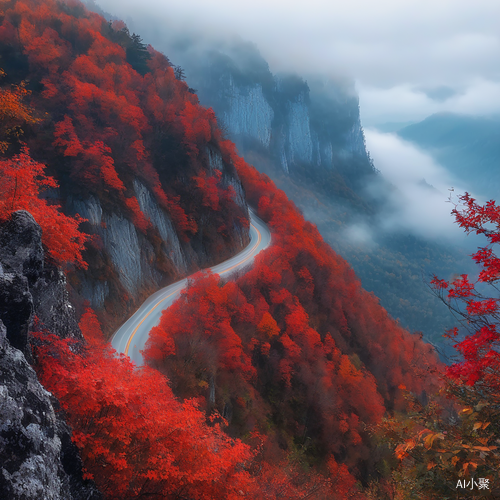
(344, 116, 367, 156)
(100, 212, 145, 295)
(0, 266, 33, 360)
(286, 92, 313, 165)
(222, 76, 274, 148)
(31, 266, 82, 341)
(0, 212, 101, 500)
(133, 180, 187, 274)
(70, 188, 191, 306)
(173, 44, 373, 187)
(207, 147, 224, 171)
(0, 211, 82, 363)
(0, 321, 100, 500)
(0, 211, 44, 285)
(206, 147, 248, 213)
(0, 211, 82, 345)
(79, 280, 109, 310)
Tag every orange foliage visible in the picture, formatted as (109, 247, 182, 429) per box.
(257, 312, 280, 339)
(0, 68, 39, 152)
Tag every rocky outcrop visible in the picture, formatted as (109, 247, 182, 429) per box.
(70, 187, 186, 308)
(0, 211, 44, 285)
(0, 263, 33, 361)
(0, 212, 82, 344)
(70, 169, 249, 314)
(286, 91, 314, 165)
(0, 212, 101, 500)
(133, 180, 187, 274)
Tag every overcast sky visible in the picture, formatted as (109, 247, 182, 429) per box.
(97, 0, 500, 126)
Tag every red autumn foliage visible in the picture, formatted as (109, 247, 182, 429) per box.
(36, 308, 366, 499)
(34, 331, 255, 500)
(0, 0, 245, 243)
(431, 193, 500, 392)
(123, 195, 150, 234)
(78, 305, 104, 346)
(193, 169, 222, 210)
(233, 152, 441, 401)
(145, 147, 441, 474)
(0, 148, 88, 268)
(1, 0, 445, 492)
(146, 272, 256, 400)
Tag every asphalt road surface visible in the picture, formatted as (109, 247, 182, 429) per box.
(111, 209, 272, 366)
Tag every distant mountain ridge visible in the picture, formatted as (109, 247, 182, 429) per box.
(398, 112, 500, 199)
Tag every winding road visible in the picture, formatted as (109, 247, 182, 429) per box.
(111, 210, 272, 366)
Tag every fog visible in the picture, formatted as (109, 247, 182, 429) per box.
(363, 129, 478, 244)
(95, 0, 500, 125)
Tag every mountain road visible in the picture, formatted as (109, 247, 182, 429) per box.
(111, 209, 272, 366)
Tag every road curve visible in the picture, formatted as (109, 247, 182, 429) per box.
(111, 209, 272, 366)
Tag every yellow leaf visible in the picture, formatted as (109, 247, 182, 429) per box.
(423, 432, 444, 450)
(473, 422, 482, 431)
(423, 434, 434, 450)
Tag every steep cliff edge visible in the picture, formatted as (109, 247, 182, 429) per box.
(158, 40, 376, 211)
(0, 211, 101, 500)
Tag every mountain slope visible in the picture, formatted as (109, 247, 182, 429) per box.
(0, 212, 101, 500)
(0, 0, 250, 332)
(111, 32, 378, 214)
(124, 31, 469, 349)
(0, 0, 444, 497)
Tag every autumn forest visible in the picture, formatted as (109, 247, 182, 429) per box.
(0, 0, 499, 499)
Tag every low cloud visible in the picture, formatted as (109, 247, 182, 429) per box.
(364, 130, 476, 243)
(415, 86, 459, 102)
(96, 0, 500, 124)
(359, 79, 500, 126)
(342, 222, 377, 248)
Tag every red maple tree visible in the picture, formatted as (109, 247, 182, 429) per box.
(0, 148, 88, 268)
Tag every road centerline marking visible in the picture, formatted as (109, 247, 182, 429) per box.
(124, 223, 262, 357)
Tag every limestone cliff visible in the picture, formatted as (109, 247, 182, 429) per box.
(169, 42, 375, 203)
